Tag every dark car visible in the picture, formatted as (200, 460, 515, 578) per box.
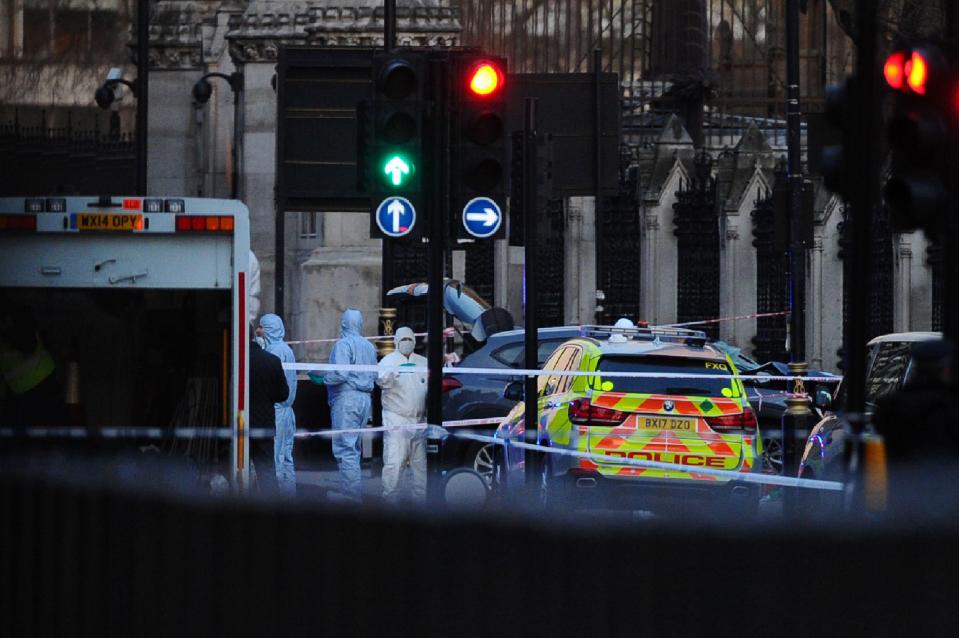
(798, 332, 942, 508)
(439, 326, 582, 483)
(694, 340, 841, 475)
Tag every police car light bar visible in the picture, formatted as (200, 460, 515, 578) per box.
(579, 324, 708, 347)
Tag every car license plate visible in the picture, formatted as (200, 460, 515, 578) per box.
(638, 415, 697, 431)
(77, 213, 143, 231)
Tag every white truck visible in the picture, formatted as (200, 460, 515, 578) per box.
(0, 196, 254, 488)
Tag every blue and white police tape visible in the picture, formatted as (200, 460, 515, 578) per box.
(293, 416, 503, 438)
(0, 421, 843, 491)
(0, 419, 501, 440)
(286, 361, 840, 383)
(0, 426, 278, 439)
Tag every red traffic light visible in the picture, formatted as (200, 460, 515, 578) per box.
(884, 47, 947, 96)
(468, 62, 503, 97)
(884, 51, 906, 90)
(905, 51, 929, 94)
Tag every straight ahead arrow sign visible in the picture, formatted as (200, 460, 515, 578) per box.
(387, 199, 406, 233)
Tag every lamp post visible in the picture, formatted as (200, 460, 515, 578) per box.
(94, 0, 149, 194)
(94, 76, 144, 193)
(781, 0, 814, 517)
(192, 72, 245, 200)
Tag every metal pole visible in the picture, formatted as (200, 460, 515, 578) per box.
(385, 0, 396, 52)
(426, 54, 446, 437)
(231, 74, 243, 201)
(946, 0, 959, 344)
(523, 98, 541, 492)
(844, 1, 879, 515)
(593, 48, 603, 321)
(781, 0, 813, 514)
(381, 0, 396, 308)
(275, 209, 285, 318)
(845, 1, 878, 424)
(136, 0, 149, 195)
(786, 0, 805, 364)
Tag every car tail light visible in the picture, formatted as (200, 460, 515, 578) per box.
(441, 376, 462, 393)
(705, 408, 757, 434)
(568, 398, 626, 427)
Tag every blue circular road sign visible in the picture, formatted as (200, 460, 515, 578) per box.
(462, 197, 502, 238)
(375, 196, 416, 237)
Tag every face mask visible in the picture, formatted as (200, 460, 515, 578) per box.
(255, 336, 266, 349)
(398, 339, 415, 356)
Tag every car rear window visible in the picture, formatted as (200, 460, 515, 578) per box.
(491, 339, 567, 368)
(596, 355, 741, 398)
(865, 342, 912, 403)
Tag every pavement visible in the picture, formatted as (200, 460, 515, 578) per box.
(295, 459, 426, 505)
(292, 456, 785, 522)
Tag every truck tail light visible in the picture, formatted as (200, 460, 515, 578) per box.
(175, 216, 234, 232)
(568, 398, 626, 427)
(0, 214, 37, 231)
(705, 408, 758, 434)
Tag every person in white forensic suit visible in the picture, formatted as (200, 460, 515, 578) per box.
(377, 326, 428, 504)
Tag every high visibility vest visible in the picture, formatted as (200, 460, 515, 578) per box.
(0, 339, 55, 395)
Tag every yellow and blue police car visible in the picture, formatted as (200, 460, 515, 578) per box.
(494, 324, 764, 511)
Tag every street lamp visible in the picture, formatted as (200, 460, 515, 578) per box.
(94, 74, 145, 194)
(94, 78, 136, 110)
(192, 72, 245, 200)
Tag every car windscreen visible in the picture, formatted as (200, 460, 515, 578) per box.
(596, 355, 741, 398)
(864, 342, 912, 403)
(710, 339, 760, 372)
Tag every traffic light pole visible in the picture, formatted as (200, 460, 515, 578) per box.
(384, 0, 396, 52)
(426, 54, 447, 439)
(380, 0, 396, 311)
(844, 1, 879, 511)
(136, 0, 149, 195)
(947, 1, 959, 343)
(782, 0, 813, 514)
(523, 98, 541, 494)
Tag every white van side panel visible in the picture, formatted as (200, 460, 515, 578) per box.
(0, 235, 232, 289)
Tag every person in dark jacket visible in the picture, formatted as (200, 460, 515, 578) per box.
(249, 338, 290, 494)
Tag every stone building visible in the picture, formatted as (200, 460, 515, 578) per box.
(1, 0, 940, 371)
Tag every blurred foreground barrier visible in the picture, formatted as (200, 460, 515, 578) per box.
(2, 460, 959, 637)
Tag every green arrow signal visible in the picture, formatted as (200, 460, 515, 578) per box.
(383, 155, 412, 186)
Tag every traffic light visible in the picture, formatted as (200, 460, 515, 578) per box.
(819, 78, 852, 197)
(450, 52, 508, 240)
(368, 50, 427, 239)
(882, 44, 954, 234)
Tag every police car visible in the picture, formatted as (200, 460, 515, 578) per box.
(493, 324, 764, 510)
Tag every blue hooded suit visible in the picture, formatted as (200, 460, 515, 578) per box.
(259, 313, 297, 496)
(325, 308, 377, 500)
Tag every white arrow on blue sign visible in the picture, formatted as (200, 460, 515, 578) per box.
(375, 196, 416, 238)
(462, 197, 502, 238)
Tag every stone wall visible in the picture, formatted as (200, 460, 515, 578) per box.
(141, 2, 936, 373)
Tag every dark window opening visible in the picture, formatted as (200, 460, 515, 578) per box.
(596, 355, 740, 398)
